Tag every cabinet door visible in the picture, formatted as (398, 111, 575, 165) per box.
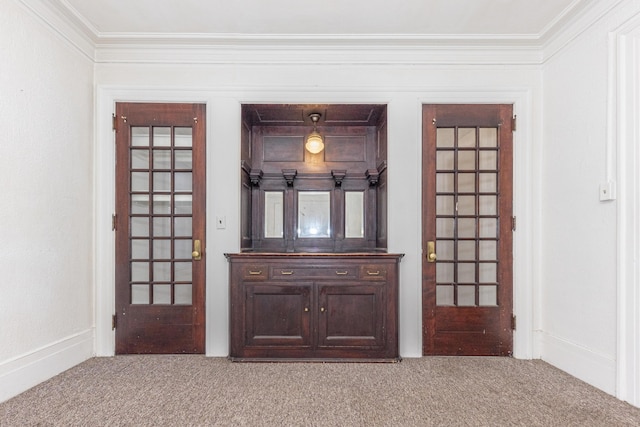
(317, 283, 385, 349)
(244, 283, 312, 347)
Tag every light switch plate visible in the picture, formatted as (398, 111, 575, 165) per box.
(599, 181, 616, 201)
(216, 216, 226, 229)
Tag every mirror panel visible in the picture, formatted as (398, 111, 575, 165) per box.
(264, 191, 284, 238)
(345, 191, 364, 238)
(298, 191, 331, 238)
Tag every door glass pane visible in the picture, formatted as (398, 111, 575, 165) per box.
(436, 195, 455, 215)
(175, 217, 192, 237)
(153, 285, 172, 304)
(436, 128, 454, 147)
(131, 195, 149, 214)
(436, 218, 454, 238)
(436, 285, 454, 306)
(174, 239, 192, 259)
(457, 241, 475, 261)
(458, 128, 476, 148)
(298, 191, 331, 238)
(458, 151, 475, 169)
(131, 239, 149, 260)
(131, 285, 149, 304)
(457, 263, 475, 283)
(131, 127, 149, 147)
(175, 150, 192, 169)
(153, 172, 171, 192)
(458, 174, 475, 192)
(457, 196, 475, 215)
(479, 218, 497, 238)
(153, 150, 171, 169)
(437, 240, 454, 261)
(174, 195, 192, 214)
(131, 217, 149, 237)
(153, 195, 171, 214)
(175, 284, 192, 305)
(436, 263, 454, 282)
(153, 127, 171, 147)
(479, 285, 497, 306)
(345, 191, 364, 238)
(436, 151, 454, 170)
(458, 218, 476, 238)
(131, 149, 149, 169)
(131, 262, 149, 281)
(131, 172, 149, 192)
(437, 173, 454, 193)
(154, 262, 171, 282)
(175, 127, 192, 147)
(479, 128, 497, 147)
(175, 172, 192, 192)
(479, 263, 497, 283)
(175, 262, 192, 281)
(479, 151, 497, 170)
(479, 173, 497, 193)
(479, 241, 497, 261)
(479, 196, 497, 215)
(458, 285, 476, 306)
(153, 240, 171, 259)
(153, 217, 171, 237)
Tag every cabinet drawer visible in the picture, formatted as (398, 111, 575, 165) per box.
(270, 266, 358, 280)
(359, 264, 388, 280)
(240, 265, 268, 280)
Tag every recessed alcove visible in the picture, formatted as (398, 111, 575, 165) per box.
(240, 104, 389, 253)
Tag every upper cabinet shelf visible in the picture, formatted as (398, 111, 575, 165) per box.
(240, 104, 388, 253)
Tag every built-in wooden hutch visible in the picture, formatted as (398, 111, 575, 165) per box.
(226, 104, 403, 361)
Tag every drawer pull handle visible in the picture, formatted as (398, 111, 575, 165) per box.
(280, 270, 294, 275)
(320, 307, 326, 312)
(304, 307, 309, 312)
(366, 270, 381, 276)
(248, 270, 262, 275)
(335, 271, 349, 275)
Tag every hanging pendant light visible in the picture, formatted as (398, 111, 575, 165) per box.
(305, 113, 324, 154)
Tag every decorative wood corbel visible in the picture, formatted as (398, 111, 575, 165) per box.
(282, 169, 297, 186)
(366, 169, 380, 186)
(332, 170, 347, 187)
(249, 169, 263, 187)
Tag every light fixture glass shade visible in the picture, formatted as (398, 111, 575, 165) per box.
(305, 132, 324, 154)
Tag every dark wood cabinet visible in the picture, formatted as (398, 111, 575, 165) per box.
(227, 253, 403, 361)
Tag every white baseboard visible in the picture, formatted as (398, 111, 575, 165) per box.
(540, 331, 616, 396)
(0, 329, 94, 403)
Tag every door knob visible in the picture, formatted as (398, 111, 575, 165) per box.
(192, 239, 202, 260)
(427, 241, 437, 263)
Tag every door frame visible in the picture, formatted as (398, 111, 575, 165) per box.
(95, 86, 536, 359)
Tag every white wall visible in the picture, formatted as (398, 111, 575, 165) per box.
(0, 0, 94, 402)
(541, 0, 640, 397)
(93, 63, 540, 360)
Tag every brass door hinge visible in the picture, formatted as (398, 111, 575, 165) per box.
(112, 113, 117, 131)
(511, 315, 516, 330)
(112, 314, 117, 330)
(112, 213, 117, 231)
(511, 216, 516, 232)
(512, 115, 517, 131)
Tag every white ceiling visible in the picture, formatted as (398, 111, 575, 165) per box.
(62, 0, 588, 39)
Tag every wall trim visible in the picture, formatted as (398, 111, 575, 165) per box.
(94, 85, 536, 360)
(540, 332, 617, 395)
(613, 13, 640, 407)
(0, 329, 93, 403)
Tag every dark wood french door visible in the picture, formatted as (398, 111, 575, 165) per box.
(422, 104, 513, 356)
(115, 103, 206, 354)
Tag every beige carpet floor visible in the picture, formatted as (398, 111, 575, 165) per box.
(1, 356, 639, 426)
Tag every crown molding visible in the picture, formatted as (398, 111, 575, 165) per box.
(541, 0, 626, 63)
(17, 0, 95, 61)
(18, 0, 619, 67)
